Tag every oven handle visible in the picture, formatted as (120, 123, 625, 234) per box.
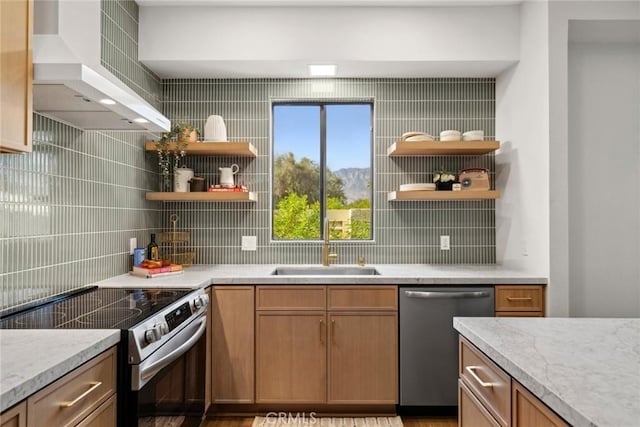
(140, 315, 207, 381)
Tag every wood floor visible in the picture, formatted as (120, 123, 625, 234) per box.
(201, 417, 456, 427)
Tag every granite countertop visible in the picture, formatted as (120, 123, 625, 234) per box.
(96, 264, 546, 288)
(453, 317, 640, 427)
(0, 329, 120, 412)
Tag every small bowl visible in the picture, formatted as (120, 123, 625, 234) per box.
(440, 130, 461, 141)
(462, 130, 484, 141)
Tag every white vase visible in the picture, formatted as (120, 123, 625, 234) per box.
(204, 115, 227, 142)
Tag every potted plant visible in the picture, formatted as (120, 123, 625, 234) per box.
(154, 123, 200, 190)
(433, 169, 457, 191)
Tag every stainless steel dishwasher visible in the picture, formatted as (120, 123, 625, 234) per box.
(399, 286, 494, 409)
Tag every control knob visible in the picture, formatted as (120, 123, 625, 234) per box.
(193, 296, 203, 310)
(144, 322, 169, 345)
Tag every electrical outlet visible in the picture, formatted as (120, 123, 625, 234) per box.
(241, 236, 257, 251)
(129, 237, 137, 255)
(440, 235, 450, 251)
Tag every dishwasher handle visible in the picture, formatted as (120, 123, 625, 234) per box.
(404, 290, 492, 299)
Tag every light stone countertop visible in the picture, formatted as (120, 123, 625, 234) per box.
(0, 329, 120, 412)
(453, 317, 640, 427)
(95, 264, 546, 288)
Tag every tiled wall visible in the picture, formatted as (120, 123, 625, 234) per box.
(100, 0, 162, 109)
(0, 115, 159, 311)
(160, 78, 496, 265)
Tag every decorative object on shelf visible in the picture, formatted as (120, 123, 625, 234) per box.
(159, 214, 195, 266)
(462, 130, 484, 141)
(433, 169, 458, 191)
(401, 131, 435, 142)
(174, 166, 194, 192)
(153, 122, 200, 190)
(189, 176, 206, 192)
(204, 115, 227, 142)
(459, 168, 490, 191)
(440, 130, 461, 141)
(219, 163, 239, 187)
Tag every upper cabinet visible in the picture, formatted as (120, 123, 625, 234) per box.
(0, 0, 32, 153)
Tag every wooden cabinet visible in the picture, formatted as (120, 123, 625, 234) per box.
(459, 337, 568, 427)
(0, 347, 116, 427)
(495, 286, 545, 317)
(256, 311, 327, 403)
(512, 381, 568, 427)
(211, 286, 255, 403)
(0, 0, 32, 153)
(0, 402, 26, 427)
(253, 285, 398, 405)
(327, 312, 397, 404)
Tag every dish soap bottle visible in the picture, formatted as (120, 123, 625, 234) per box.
(146, 233, 159, 261)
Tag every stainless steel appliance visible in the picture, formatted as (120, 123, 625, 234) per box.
(0, 287, 209, 427)
(399, 286, 494, 410)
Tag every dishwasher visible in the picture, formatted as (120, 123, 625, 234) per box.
(399, 286, 494, 410)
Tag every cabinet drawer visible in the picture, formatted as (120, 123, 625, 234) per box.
(327, 286, 397, 311)
(459, 380, 501, 427)
(27, 347, 116, 427)
(256, 286, 326, 310)
(495, 311, 543, 318)
(75, 395, 116, 427)
(495, 286, 544, 313)
(459, 338, 511, 427)
(512, 381, 569, 427)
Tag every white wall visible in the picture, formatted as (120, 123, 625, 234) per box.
(548, 1, 640, 316)
(138, 6, 520, 77)
(495, 1, 549, 278)
(568, 35, 640, 317)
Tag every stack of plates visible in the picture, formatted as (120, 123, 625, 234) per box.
(402, 132, 435, 142)
(400, 183, 436, 191)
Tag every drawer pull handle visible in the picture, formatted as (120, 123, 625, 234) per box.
(465, 366, 493, 388)
(60, 381, 102, 408)
(506, 297, 533, 301)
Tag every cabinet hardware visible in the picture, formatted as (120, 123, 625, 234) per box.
(465, 366, 493, 388)
(506, 297, 533, 301)
(59, 381, 102, 408)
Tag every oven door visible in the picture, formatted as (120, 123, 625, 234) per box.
(127, 313, 207, 427)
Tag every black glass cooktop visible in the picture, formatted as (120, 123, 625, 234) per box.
(0, 288, 191, 330)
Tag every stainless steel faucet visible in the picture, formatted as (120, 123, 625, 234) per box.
(322, 217, 338, 266)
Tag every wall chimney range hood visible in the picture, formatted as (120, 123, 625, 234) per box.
(32, 0, 170, 132)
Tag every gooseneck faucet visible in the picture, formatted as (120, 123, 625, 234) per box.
(322, 217, 338, 266)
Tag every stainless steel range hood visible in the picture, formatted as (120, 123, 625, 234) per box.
(32, 0, 170, 132)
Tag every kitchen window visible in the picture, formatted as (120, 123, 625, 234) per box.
(272, 101, 373, 241)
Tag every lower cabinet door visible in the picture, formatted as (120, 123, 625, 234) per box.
(459, 380, 501, 427)
(76, 395, 116, 427)
(0, 401, 26, 427)
(327, 312, 398, 404)
(256, 311, 326, 403)
(512, 381, 569, 427)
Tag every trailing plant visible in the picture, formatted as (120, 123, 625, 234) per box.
(154, 123, 200, 190)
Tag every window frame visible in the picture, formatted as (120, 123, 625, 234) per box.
(270, 98, 375, 242)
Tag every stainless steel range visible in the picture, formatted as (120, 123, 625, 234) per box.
(0, 286, 209, 427)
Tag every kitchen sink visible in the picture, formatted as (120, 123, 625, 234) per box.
(270, 266, 380, 276)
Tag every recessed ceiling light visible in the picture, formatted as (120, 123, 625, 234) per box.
(308, 64, 337, 77)
(99, 98, 116, 105)
(133, 118, 149, 124)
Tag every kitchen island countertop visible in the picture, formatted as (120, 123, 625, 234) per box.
(454, 317, 640, 427)
(95, 264, 546, 289)
(0, 329, 120, 412)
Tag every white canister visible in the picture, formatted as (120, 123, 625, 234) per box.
(219, 164, 239, 187)
(174, 167, 194, 192)
(204, 115, 227, 142)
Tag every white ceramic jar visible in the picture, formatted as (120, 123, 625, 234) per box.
(174, 167, 194, 192)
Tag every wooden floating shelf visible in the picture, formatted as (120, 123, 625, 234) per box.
(387, 140, 500, 156)
(145, 141, 257, 157)
(146, 192, 257, 202)
(388, 190, 500, 201)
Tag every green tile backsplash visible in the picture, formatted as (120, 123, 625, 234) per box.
(0, 115, 160, 311)
(159, 78, 496, 265)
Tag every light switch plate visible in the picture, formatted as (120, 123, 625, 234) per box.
(440, 235, 450, 251)
(129, 237, 137, 255)
(242, 236, 257, 251)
